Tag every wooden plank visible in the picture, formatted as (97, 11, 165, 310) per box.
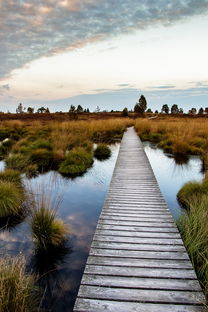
(81, 274, 200, 290)
(89, 248, 189, 260)
(87, 256, 193, 269)
(97, 224, 179, 232)
(91, 241, 186, 252)
(84, 265, 196, 279)
(78, 285, 205, 305)
(93, 235, 184, 245)
(95, 229, 181, 238)
(74, 298, 206, 312)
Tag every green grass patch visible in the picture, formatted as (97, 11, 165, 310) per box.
(29, 148, 54, 171)
(177, 180, 208, 209)
(58, 147, 93, 176)
(0, 181, 24, 217)
(0, 255, 40, 312)
(94, 144, 111, 160)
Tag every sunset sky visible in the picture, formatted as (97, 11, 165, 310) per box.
(0, 0, 208, 112)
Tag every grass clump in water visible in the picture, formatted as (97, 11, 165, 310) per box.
(58, 147, 93, 176)
(29, 148, 54, 171)
(94, 144, 111, 160)
(0, 181, 24, 217)
(0, 255, 40, 312)
(177, 180, 208, 209)
(31, 202, 69, 250)
(5, 153, 29, 171)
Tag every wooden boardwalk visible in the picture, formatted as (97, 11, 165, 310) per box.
(74, 127, 206, 312)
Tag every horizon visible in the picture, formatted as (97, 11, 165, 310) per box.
(0, 1, 208, 113)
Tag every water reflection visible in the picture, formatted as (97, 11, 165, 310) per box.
(143, 142, 204, 219)
(0, 143, 120, 312)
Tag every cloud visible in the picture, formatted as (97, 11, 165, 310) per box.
(0, 0, 208, 79)
(151, 85, 176, 89)
(0, 83, 10, 94)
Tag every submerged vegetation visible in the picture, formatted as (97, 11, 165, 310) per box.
(94, 143, 111, 160)
(0, 256, 40, 312)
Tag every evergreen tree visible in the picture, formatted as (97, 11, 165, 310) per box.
(134, 95, 147, 114)
(198, 107, 204, 114)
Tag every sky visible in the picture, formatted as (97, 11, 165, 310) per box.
(0, 0, 208, 113)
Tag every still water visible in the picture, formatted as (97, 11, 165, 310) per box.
(0, 142, 204, 311)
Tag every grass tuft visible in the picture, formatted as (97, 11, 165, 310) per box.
(0, 181, 24, 217)
(0, 255, 40, 312)
(58, 147, 93, 176)
(31, 203, 69, 250)
(0, 169, 22, 186)
(177, 180, 208, 208)
(94, 144, 111, 160)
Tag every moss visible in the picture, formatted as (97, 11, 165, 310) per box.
(0, 181, 24, 217)
(58, 147, 93, 176)
(94, 144, 111, 160)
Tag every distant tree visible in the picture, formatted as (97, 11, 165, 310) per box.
(95, 106, 100, 113)
(198, 107, 204, 114)
(45, 107, 50, 113)
(27, 107, 34, 113)
(161, 104, 169, 114)
(155, 110, 158, 114)
(205, 107, 208, 114)
(16, 103, 23, 113)
(77, 105, 83, 113)
(188, 108, 197, 114)
(37, 107, 46, 113)
(171, 104, 179, 114)
(86, 108, 90, 113)
(134, 95, 147, 114)
(179, 108, 184, 114)
(69, 105, 76, 112)
(122, 107, 128, 116)
(146, 108, 152, 113)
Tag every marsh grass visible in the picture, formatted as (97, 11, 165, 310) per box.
(0, 181, 25, 217)
(58, 147, 93, 176)
(94, 144, 111, 160)
(31, 194, 69, 250)
(177, 180, 208, 209)
(135, 118, 208, 160)
(177, 195, 208, 297)
(0, 255, 40, 312)
(0, 169, 22, 186)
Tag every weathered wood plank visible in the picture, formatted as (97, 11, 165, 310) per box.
(93, 235, 184, 245)
(74, 298, 206, 312)
(90, 248, 189, 260)
(81, 274, 200, 290)
(96, 229, 181, 238)
(78, 285, 205, 305)
(85, 264, 196, 279)
(87, 256, 193, 269)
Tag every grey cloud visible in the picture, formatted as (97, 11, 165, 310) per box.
(151, 85, 176, 89)
(0, 0, 208, 78)
(0, 83, 10, 94)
